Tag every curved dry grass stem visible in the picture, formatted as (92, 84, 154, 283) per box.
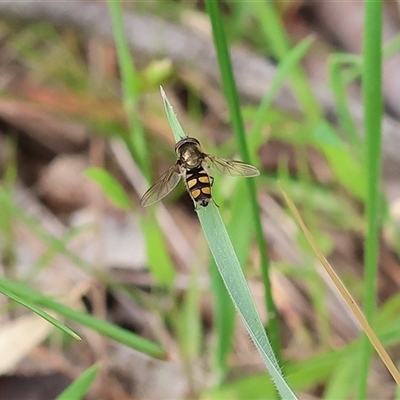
(280, 182, 400, 387)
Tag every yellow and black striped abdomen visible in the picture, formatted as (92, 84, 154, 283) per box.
(185, 166, 212, 207)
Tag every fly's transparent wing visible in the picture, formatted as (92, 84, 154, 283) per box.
(206, 155, 260, 177)
(140, 164, 182, 207)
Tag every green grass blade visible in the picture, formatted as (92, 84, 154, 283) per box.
(198, 204, 296, 399)
(209, 260, 235, 382)
(109, 1, 175, 285)
(0, 279, 80, 340)
(141, 221, 176, 284)
(56, 364, 100, 400)
(160, 86, 186, 141)
(249, 35, 315, 139)
(85, 167, 132, 210)
(246, 2, 321, 122)
(211, 182, 253, 381)
(108, 0, 148, 178)
(0, 278, 165, 359)
(359, 1, 384, 398)
(384, 32, 400, 58)
(0, 188, 98, 276)
(204, 0, 280, 362)
(160, 89, 296, 399)
(328, 55, 360, 149)
(324, 353, 359, 400)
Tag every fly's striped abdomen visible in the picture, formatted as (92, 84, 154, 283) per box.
(185, 166, 212, 207)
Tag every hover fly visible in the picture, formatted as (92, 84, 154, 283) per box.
(140, 136, 260, 208)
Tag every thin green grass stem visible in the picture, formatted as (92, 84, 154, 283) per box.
(0, 279, 80, 340)
(204, 0, 280, 362)
(109, 1, 175, 285)
(108, 0, 149, 179)
(359, 1, 383, 398)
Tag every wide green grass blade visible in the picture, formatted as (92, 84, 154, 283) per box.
(197, 204, 296, 399)
(0, 278, 165, 359)
(162, 86, 248, 379)
(56, 364, 100, 400)
(208, 260, 235, 382)
(212, 181, 253, 381)
(0, 280, 80, 340)
(160, 88, 296, 399)
(359, 1, 384, 398)
(204, 0, 280, 363)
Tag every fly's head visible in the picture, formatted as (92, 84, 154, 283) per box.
(175, 137, 204, 169)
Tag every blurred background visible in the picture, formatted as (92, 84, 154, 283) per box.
(0, 1, 400, 399)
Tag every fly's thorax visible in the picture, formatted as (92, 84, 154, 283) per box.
(175, 137, 204, 169)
